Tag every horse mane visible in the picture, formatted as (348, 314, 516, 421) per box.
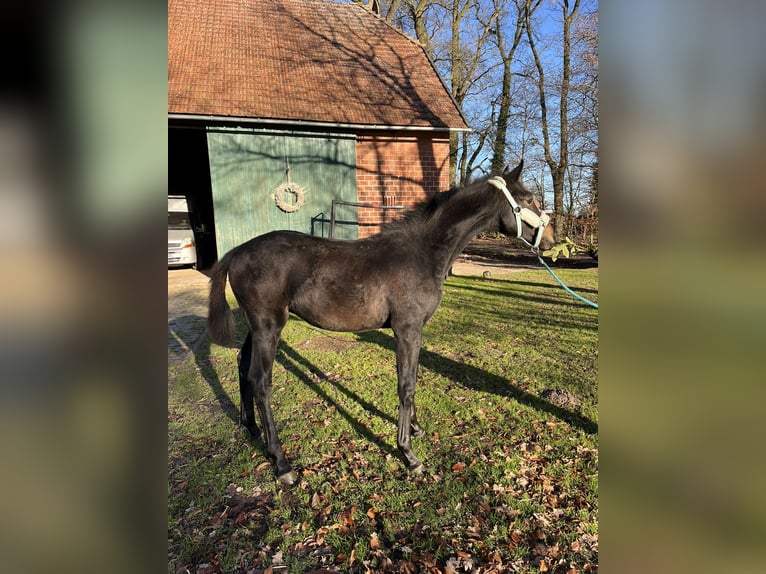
(377, 175, 496, 237)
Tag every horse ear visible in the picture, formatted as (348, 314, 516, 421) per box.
(503, 160, 524, 184)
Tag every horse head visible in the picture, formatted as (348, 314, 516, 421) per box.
(494, 161, 555, 251)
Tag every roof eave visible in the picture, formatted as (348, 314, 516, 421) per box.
(168, 113, 472, 133)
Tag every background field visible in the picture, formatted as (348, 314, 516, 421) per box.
(168, 269, 598, 573)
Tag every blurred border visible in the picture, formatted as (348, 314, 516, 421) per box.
(601, 0, 766, 572)
(0, 2, 167, 573)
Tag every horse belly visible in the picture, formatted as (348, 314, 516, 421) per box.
(290, 282, 389, 333)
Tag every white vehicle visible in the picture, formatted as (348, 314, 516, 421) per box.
(168, 196, 197, 268)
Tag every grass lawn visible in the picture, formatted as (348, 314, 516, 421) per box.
(168, 268, 598, 573)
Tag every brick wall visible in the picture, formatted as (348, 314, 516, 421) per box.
(355, 132, 452, 238)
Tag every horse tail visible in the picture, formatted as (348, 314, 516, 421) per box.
(208, 250, 237, 346)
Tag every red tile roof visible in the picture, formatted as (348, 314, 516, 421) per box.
(168, 0, 468, 130)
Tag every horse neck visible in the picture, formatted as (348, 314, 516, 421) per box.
(424, 187, 499, 278)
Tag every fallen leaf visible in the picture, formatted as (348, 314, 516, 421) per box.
(370, 532, 380, 549)
(341, 506, 356, 527)
(452, 462, 466, 473)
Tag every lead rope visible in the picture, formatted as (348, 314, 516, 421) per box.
(488, 176, 599, 310)
(535, 253, 599, 309)
(518, 235, 599, 309)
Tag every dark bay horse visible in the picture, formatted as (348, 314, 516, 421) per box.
(207, 161, 555, 484)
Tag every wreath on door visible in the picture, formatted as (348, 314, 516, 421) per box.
(274, 156, 306, 213)
(274, 181, 305, 213)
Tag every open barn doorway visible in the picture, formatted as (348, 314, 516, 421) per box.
(169, 127, 217, 270)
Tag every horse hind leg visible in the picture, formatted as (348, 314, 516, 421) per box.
(247, 313, 297, 485)
(410, 404, 425, 438)
(237, 333, 260, 438)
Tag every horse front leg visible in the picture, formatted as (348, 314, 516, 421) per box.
(394, 325, 425, 474)
(410, 404, 425, 438)
(237, 333, 260, 438)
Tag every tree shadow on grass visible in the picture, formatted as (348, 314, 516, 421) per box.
(448, 278, 599, 310)
(354, 330, 597, 435)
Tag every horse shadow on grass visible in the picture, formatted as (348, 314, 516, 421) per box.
(275, 342, 399, 459)
(173, 316, 399, 463)
(169, 315, 240, 423)
(179, 311, 595, 476)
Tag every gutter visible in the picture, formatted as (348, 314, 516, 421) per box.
(168, 113, 472, 133)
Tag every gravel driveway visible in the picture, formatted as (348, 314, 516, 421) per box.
(168, 268, 211, 363)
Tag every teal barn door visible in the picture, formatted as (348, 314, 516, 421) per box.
(207, 127, 358, 256)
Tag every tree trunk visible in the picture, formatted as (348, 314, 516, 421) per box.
(491, 58, 512, 174)
(490, 0, 527, 175)
(408, 0, 433, 58)
(525, 0, 580, 238)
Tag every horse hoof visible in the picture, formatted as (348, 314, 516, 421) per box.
(411, 428, 425, 438)
(409, 463, 426, 475)
(278, 470, 298, 485)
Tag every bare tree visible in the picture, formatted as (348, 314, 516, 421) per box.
(569, 8, 598, 226)
(487, 0, 531, 175)
(400, 0, 436, 57)
(447, 0, 504, 184)
(378, 0, 597, 212)
(392, 0, 499, 184)
(524, 0, 581, 238)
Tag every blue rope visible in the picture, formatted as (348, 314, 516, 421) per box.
(537, 255, 599, 309)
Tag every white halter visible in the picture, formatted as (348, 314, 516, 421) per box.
(488, 176, 550, 249)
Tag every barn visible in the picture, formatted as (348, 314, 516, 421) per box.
(168, 0, 469, 267)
